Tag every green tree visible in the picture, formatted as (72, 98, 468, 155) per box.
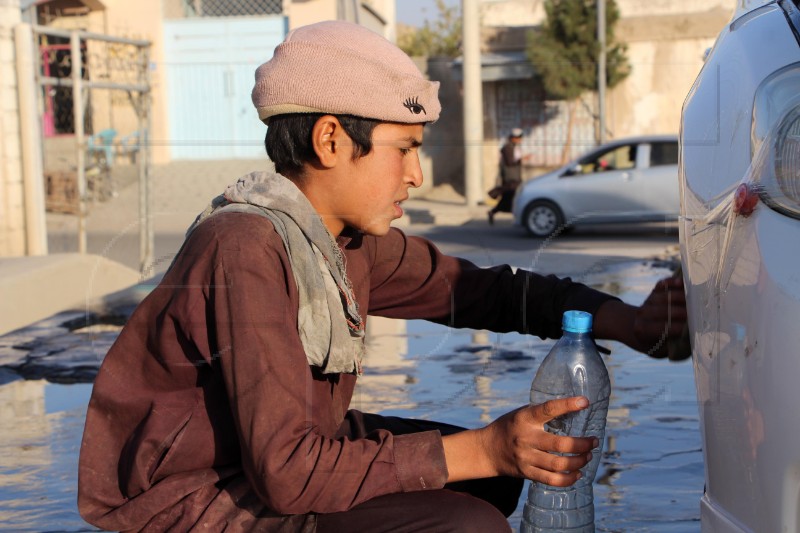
(526, 0, 630, 162)
(397, 0, 462, 58)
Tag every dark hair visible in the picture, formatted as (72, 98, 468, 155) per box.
(265, 114, 381, 176)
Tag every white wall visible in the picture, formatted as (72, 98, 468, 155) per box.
(480, 0, 544, 28)
(609, 37, 717, 137)
(617, 0, 732, 18)
(478, 0, 733, 140)
(479, 0, 733, 27)
(0, 0, 25, 256)
(608, 5, 732, 136)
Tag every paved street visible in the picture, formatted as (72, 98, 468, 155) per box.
(44, 158, 680, 280)
(409, 218, 679, 276)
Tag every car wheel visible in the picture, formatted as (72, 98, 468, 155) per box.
(523, 201, 564, 238)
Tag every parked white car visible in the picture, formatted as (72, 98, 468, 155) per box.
(680, 1, 800, 531)
(511, 135, 679, 237)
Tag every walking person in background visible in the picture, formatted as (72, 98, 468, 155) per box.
(488, 128, 526, 225)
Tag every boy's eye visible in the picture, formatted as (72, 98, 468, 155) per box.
(400, 148, 411, 155)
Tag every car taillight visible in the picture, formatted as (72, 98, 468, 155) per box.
(774, 111, 800, 202)
(752, 66, 800, 219)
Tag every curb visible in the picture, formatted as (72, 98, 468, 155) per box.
(399, 200, 490, 227)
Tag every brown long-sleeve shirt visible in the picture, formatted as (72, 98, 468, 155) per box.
(78, 212, 615, 531)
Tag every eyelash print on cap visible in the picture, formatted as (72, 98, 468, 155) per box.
(403, 97, 426, 115)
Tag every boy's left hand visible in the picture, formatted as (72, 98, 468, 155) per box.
(632, 274, 689, 359)
(594, 273, 690, 359)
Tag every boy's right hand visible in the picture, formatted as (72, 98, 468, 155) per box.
(442, 397, 596, 485)
(481, 397, 597, 486)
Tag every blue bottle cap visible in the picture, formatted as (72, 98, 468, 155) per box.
(562, 310, 592, 333)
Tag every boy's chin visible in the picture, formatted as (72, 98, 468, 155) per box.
(357, 220, 393, 237)
(361, 227, 392, 238)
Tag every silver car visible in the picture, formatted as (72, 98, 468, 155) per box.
(681, 0, 800, 531)
(512, 135, 680, 237)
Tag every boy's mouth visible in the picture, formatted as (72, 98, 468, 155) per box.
(393, 198, 406, 218)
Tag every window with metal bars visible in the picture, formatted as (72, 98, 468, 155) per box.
(182, 0, 283, 17)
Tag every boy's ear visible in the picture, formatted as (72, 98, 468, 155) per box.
(311, 115, 346, 168)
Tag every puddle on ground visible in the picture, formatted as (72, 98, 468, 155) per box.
(0, 371, 95, 531)
(0, 261, 701, 531)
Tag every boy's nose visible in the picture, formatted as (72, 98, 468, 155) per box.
(406, 155, 423, 188)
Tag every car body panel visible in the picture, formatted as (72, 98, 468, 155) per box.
(512, 135, 680, 235)
(680, 1, 800, 531)
(733, 0, 777, 22)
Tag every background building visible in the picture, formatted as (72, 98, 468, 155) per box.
(425, 0, 733, 196)
(23, 0, 396, 163)
(1, 0, 734, 257)
(1, 0, 396, 256)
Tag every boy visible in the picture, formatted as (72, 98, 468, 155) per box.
(78, 21, 686, 532)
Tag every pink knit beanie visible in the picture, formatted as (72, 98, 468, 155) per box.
(251, 20, 441, 123)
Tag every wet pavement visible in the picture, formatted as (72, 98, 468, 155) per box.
(0, 259, 700, 532)
(0, 374, 93, 531)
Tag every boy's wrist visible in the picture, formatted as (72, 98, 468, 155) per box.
(441, 428, 498, 482)
(593, 299, 637, 347)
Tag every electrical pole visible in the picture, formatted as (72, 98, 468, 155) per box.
(597, 0, 607, 145)
(462, 0, 483, 208)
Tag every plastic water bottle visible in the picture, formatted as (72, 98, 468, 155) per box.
(520, 310, 611, 532)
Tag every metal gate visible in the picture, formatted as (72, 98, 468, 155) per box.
(496, 79, 598, 168)
(28, 25, 154, 271)
(162, 16, 287, 159)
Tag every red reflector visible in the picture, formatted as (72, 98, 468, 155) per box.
(734, 183, 758, 216)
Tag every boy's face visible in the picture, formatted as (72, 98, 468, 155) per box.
(327, 122, 424, 236)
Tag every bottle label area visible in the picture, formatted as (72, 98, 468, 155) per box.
(521, 485, 595, 530)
